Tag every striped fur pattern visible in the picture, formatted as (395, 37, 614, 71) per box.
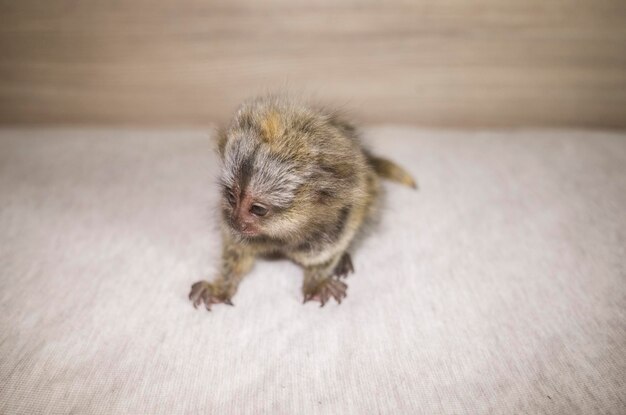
(190, 95, 416, 309)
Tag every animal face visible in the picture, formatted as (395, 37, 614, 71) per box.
(218, 131, 309, 241)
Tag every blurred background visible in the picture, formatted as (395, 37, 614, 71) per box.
(1, 0, 625, 129)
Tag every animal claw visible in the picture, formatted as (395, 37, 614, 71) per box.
(189, 281, 235, 311)
(333, 253, 354, 279)
(303, 278, 348, 307)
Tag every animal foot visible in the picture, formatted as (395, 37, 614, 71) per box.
(189, 281, 234, 311)
(303, 278, 348, 307)
(333, 253, 354, 279)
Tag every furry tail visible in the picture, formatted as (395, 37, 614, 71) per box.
(367, 154, 417, 189)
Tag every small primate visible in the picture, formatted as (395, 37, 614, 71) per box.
(189, 95, 416, 309)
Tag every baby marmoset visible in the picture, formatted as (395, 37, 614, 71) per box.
(189, 95, 416, 309)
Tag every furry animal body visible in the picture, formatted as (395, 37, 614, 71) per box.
(189, 95, 416, 309)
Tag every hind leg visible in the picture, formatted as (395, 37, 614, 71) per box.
(302, 253, 350, 306)
(333, 252, 354, 279)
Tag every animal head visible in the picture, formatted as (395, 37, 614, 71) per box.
(217, 108, 315, 242)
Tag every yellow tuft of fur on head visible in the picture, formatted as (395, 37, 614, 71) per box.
(260, 111, 283, 143)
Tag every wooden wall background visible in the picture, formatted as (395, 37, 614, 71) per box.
(1, 0, 625, 128)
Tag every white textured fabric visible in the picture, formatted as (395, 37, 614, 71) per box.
(0, 128, 625, 414)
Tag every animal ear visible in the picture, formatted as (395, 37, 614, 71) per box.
(259, 111, 283, 143)
(215, 126, 228, 158)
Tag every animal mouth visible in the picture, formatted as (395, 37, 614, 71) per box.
(236, 225, 261, 238)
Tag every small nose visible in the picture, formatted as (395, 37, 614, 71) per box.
(233, 210, 254, 231)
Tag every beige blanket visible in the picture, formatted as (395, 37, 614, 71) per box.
(1, 128, 624, 414)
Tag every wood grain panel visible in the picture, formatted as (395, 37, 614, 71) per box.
(1, 0, 625, 128)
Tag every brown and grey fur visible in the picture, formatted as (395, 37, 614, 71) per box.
(189, 95, 416, 309)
